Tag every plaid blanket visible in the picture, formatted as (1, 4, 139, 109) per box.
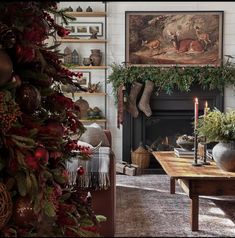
(66, 147, 111, 190)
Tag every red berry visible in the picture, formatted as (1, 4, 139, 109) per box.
(77, 166, 85, 176)
(57, 27, 70, 37)
(34, 146, 49, 165)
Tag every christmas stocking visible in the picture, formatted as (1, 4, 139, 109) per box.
(125, 81, 143, 118)
(138, 80, 154, 117)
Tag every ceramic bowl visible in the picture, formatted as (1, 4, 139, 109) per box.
(176, 138, 194, 151)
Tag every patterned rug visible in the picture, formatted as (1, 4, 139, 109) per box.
(115, 174, 235, 237)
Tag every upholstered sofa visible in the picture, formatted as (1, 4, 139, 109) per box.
(90, 130, 116, 237)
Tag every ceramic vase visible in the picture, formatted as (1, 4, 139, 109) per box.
(212, 141, 235, 172)
(83, 57, 92, 66)
(89, 49, 102, 66)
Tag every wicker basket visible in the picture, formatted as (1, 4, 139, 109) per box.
(131, 143, 150, 169)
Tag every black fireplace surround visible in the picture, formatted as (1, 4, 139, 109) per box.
(122, 85, 223, 168)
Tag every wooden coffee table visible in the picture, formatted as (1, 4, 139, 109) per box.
(152, 151, 235, 231)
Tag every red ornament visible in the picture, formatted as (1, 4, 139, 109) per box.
(57, 27, 70, 37)
(24, 155, 39, 170)
(13, 197, 37, 228)
(34, 146, 49, 165)
(77, 166, 85, 176)
(16, 84, 41, 114)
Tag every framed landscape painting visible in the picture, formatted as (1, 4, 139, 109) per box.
(62, 22, 103, 37)
(76, 22, 103, 37)
(125, 11, 224, 66)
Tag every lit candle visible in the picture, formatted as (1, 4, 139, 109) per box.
(194, 97, 199, 130)
(204, 101, 208, 117)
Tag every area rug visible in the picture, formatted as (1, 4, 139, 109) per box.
(115, 174, 235, 237)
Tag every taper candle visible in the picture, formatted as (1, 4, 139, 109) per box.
(194, 97, 199, 130)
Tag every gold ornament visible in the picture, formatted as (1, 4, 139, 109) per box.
(0, 50, 13, 87)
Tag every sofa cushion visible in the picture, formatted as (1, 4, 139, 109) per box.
(80, 123, 110, 147)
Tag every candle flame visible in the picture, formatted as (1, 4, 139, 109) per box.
(194, 97, 198, 104)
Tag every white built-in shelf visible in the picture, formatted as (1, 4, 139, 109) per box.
(65, 92, 107, 97)
(65, 12, 107, 17)
(59, 38, 107, 43)
(80, 119, 107, 123)
(68, 65, 108, 70)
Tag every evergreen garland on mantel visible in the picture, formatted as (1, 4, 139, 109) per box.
(108, 56, 235, 104)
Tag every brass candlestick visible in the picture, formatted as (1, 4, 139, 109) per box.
(192, 130, 202, 166)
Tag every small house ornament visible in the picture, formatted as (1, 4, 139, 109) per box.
(67, 6, 73, 12)
(71, 49, 79, 64)
(86, 6, 93, 12)
(64, 47, 72, 64)
(76, 6, 83, 12)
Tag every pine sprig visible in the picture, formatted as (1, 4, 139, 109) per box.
(48, 7, 76, 25)
(108, 56, 235, 105)
(198, 109, 235, 142)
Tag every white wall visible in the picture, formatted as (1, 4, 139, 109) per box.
(106, 1, 235, 161)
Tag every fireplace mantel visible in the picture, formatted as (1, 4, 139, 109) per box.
(122, 85, 223, 168)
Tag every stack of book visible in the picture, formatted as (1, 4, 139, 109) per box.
(206, 149, 213, 161)
(174, 147, 194, 158)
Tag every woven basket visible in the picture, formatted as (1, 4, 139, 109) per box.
(0, 183, 13, 229)
(131, 143, 150, 169)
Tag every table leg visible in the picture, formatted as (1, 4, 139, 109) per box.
(170, 178, 175, 194)
(190, 195, 199, 231)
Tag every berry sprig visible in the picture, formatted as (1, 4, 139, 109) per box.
(0, 91, 21, 134)
(66, 139, 92, 156)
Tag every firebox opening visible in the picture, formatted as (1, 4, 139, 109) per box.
(145, 114, 194, 152)
(144, 113, 194, 168)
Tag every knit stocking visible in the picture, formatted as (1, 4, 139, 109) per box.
(125, 81, 143, 118)
(138, 80, 154, 117)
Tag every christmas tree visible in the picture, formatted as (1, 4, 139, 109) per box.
(0, 2, 101, 237)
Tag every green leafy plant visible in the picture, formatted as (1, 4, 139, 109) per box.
(108, 56, 235, 104)
(197, 109, 235, 143)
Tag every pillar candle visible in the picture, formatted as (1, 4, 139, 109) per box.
(194, 97, 199, 130)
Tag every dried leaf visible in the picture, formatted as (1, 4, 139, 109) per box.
(15, 171, 27, 196)
(44, 200, 56, 217)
